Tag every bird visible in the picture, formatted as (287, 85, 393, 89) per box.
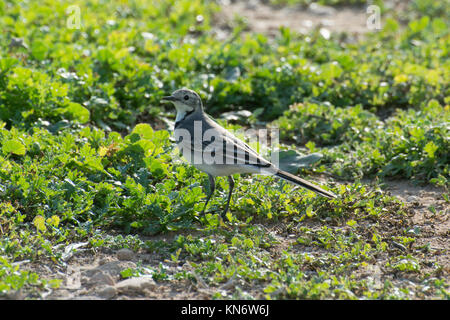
(161, 88, 336, 217)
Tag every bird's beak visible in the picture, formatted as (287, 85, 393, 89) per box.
(161, 95, 177, 103)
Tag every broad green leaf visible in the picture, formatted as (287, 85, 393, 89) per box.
(64, 102, 90, 123)
(423, 141, 438, 158)
(384, 18, 399, 32)
(84, 158, 104, 171)
(431, 18, 447, 34)
(394, 74, 408, 83)
(31, 39, 47, 60)
(275, 150, 323, 174)
(409, 16, 430, 33)
(132, 123, 154, 140)
(135, 140, 155, 156)
(321, 62, 343, 81)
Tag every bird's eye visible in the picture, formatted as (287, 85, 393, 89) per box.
(184, 95, 189, 101)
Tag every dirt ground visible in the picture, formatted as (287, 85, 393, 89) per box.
(387, 180, 449, 273)
(215, 0, 373, 38)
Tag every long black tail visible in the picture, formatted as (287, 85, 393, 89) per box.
(276, 170, 337, 199)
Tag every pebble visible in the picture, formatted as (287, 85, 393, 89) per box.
(308, 3, 335, 16)
(115, 276, 157, 295)
(89, 271, 115, 287)
(98, 256, 113, 265)
(86, 261, 136, 278)
(117, 248, 134, 261)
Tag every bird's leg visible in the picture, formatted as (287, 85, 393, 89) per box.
(222, 176, 234, 217)
(201, 174, 215, 215)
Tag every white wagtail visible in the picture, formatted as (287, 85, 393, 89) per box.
(162, 88, 336, 216)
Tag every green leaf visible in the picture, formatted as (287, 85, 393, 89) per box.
(409, 16, 430, 33)
(147, 158, 168, 178)
(431, 18, 447, 34)
(305, 205, 314, 218)
(46, 215, 60, 227)
(0, 57, 18, 71)
(132, 123, 154, 140)
(135, 140, 155, 156)
(33, 215, 46, 232)
(64, 102, 90, 123)
(31, 39, 47, 60)
(2, 139, 26, 156)
(320, 62, 343, 81)
(383, 18, 399, 32)
(423, 141, 438, 158)
(84, 157, 104, 171)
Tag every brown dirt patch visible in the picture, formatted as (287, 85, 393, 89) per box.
(386, 180, 449, 275)
(215, 0, 377, 39)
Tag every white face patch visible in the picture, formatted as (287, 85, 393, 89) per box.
(173, 101, 194, 123)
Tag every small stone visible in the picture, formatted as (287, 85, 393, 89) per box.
(115, 276, 156, 295)
(308, 3, 336, 16)
(407, 196, 419, 203)
(98, 256, 113, 265)
(9, 37, 28, 50)
(97, 285, 117, 299)
(89, 271, 115, 287)
(391, 241, 407, 251)
(117, 248, 134, 261)
(86, 261, 136, 279)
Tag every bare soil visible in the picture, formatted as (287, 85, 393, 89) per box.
(214, 0, 382, 40)
(386, 179, 449, 274)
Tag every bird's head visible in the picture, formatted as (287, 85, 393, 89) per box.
(161, 88, 203, 114)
